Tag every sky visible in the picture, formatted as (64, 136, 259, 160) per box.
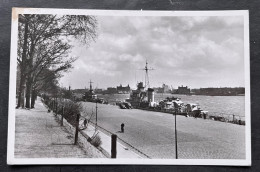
(59, 15, 245, 90)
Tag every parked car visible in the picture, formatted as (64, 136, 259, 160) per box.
(123, 102, 132, 109)
(119, 103, 127, 109)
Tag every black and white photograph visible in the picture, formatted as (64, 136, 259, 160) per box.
(7, 8, 250, 165)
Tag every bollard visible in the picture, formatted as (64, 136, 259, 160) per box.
(111, 134, 117, 158)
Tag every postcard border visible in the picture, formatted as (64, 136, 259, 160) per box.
(7, 8, 251, 166)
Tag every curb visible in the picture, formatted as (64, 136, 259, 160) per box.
(89, 121, 151, 159)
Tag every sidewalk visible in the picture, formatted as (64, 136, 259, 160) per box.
(81, 124, 143, 158)
(14, 99, 104, 158)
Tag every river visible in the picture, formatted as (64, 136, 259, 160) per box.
(97, 93, 245, 118)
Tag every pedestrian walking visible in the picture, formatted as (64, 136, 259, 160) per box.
(121, 123, 125, 133)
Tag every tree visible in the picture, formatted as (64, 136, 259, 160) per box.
(31, 69, 59, 108)
(17, 14, 97, 108)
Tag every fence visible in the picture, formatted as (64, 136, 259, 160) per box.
(41, 96, 106, 153)
(41, 95, 148, 158)
(136, 105, 245, 125)
(186, 111, 245, 125)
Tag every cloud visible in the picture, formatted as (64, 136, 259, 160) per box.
(60, 15, 245, 89)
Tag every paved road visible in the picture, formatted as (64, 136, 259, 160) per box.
(81, 102, 245, 159)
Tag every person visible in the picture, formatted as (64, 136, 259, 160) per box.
(121, 123, 125, 133)
(84, 119, 87, 127)
(194, 109, 200, 119)
(203, 112, 206, 119)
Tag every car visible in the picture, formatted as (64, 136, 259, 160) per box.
(123, 102, 132, 109)
(119, 103, 127, 109)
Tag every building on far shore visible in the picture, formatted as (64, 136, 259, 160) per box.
(193, 87, 245, 96)
(94, 88, 103, 94)
(176, 85, 191, 95)
(106, 87, 117, 94)
(154, 84, 171, 93)
(117, 84, 131, 94)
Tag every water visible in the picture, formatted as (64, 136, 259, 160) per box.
(97, 93, 245, 118)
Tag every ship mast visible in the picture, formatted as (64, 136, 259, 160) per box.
(142, 60, 154, 89)
(89, 80, 93, 91)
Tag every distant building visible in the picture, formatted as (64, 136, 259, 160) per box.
(106, 87, 117, 94)
(160, 84, 171, 93)
(191, 88, 200, 95)
(154, 84, 171, 93)
(94, 88, 103, 94)
(73, 89, 87, 94)
(117, 84, 131, 94)
(196, 87, 245, 96)
(176, 85, 190, 95)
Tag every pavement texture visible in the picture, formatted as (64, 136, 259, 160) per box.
(82, 102, 246, 159)
(14, 99, 104, 158)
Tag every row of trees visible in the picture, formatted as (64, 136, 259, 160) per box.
(16, 14, 98, 108)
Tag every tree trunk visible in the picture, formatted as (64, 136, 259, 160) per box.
(25, 77, 32, 108)
(17, 18, 29, 108)
(31, 88, 36, 108)
(17, 70, 26, 108)
(25, 31, 35, 109)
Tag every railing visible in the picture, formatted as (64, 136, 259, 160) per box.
(41, 96, 150, 158)
(187, 111, 245, 125)
(133, 106, 246, 125)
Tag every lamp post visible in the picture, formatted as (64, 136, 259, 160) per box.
(174, 103, 178, 159)
(61, 92, 64, 126)
(95, 100, 98, 131)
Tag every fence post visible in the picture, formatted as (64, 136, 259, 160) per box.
(74, 113, 80, 145)
(233, 114, 235, 123)
(111, 134, 117, 158)
(61, 105, 64, 126)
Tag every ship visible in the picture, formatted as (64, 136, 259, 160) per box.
(125, 82, 148, 108)
(83, 80, 97, 102)
(124, 61, 207, 116)
(125, 61, 157, 108)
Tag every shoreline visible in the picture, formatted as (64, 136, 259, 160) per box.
(83, 101, 246, 126)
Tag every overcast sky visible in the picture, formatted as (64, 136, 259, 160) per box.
(60, 15, 245, 89)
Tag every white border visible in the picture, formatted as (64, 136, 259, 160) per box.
(7, 8, 251, 166)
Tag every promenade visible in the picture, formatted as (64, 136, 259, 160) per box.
(82, 102, 246, 159)
(15, 99, 142, 159)
(14, 99, 105, 158)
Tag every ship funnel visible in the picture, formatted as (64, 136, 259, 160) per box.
(147, 88, 154, 103)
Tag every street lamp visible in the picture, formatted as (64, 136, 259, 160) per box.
(95, 100, 98, 132)
(174, 103, 178, 159)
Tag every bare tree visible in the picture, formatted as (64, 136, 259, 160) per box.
(17, 14, 98, 108)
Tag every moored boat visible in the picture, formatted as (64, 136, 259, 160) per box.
(83, 80, 97, 102)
